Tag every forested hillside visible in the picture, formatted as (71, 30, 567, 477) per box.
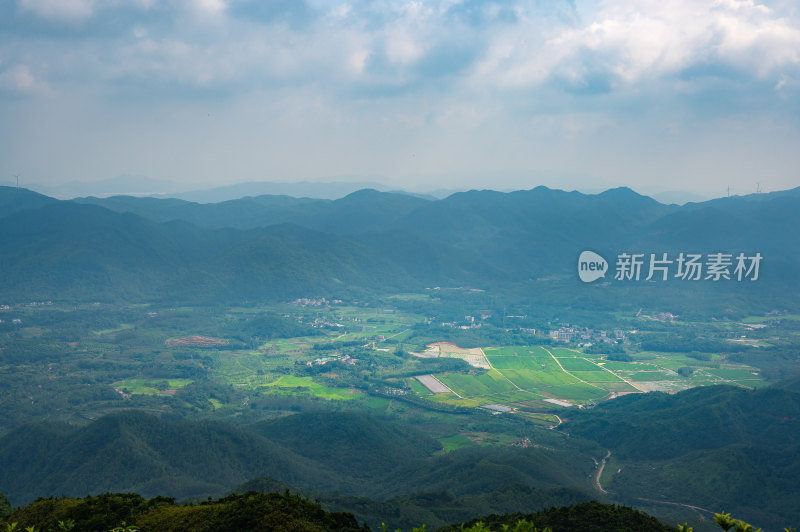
(561, 385, 800, 529)
(2, 186, 799, 310)
(0, 411, 595, 515)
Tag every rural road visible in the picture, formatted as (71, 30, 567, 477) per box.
(594, 450, 611, 494)
(635, 497, 717, 517)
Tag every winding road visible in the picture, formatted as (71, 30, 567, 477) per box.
(594, 450, 611, 494)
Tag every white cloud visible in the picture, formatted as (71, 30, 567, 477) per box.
(5, 0, 800, 93)
(471, 0, 800, 90)
(2, 0, 800, 194)
(0, 64, 45, 94)
(382, 2, 434, 65)
(189, 0, 227, 16)
(348, 48, 370, 74)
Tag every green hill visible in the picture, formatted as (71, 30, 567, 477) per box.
(0, 411, 596, 525)
(0, 492, 368, 532)
(0, 492, 685, 532)
(438, 501, 678, 532)
(561, 385, 800, 529)
(248, 411, 441, 477)
(315, 484, 596, 531)
(0, 411, 334, 505)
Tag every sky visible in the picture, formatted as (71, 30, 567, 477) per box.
(1, 0, 799, 197)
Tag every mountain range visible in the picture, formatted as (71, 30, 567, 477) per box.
(1, 185, 798, 309)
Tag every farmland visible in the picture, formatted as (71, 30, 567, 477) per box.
(418, 343, 766, 414)
(0, 293, 777, 440)
(113, 378, 193, 396)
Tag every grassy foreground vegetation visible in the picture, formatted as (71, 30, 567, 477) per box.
(0, 492, 679, 532)
(1, 490, 794, 532)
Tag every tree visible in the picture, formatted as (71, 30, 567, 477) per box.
(678, 512, 797, 532)
(0, 493, 11, 519)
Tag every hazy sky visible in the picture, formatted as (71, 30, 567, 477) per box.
(1, 0, 799, 195)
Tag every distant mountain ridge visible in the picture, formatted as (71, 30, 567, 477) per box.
(1, 185, 798, 306)
(26, 178, 397, 201)
(165, 180, 395, 202)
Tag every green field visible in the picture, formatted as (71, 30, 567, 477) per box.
(543, 383, 609, 401)
(548, 347, 586, 358)
(742, 314, 800, 323)
(517, 412, 562, 427)
(558, 357, 603, 372)
(600, 362, 661, 372)
(261, 375, 362, 400)
(426, 346, 617, 408)
(487, 355, 551, 371)
(442, 370, 519, 395)
(594, 381, 640, 393)
(418, 336, 769, 413)
(438, 434, 476, 452)
(571, 370, 625, 382)
(113, 378, 192, 395)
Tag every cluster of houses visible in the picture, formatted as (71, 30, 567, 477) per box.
(291, 297, 343, 307)
(640, 311, 678, 322)
(306, 354, 358, 366)
(548, 324, 627, 345)
(440, 311, 493, 330)
(440, 316, 483, 330)
(1, 301, 52, 310)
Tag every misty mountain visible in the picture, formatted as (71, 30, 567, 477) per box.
(0, 186, 58, 218)
(28, 175, 186, 199)
(0, 201, 436, 302)
(0, 202, 227, 301)
(75, 189, 431, 233)
(165, 180, 394, 202)
(2, 185, 799, 305)
(392, 186, 676, 280)
(648, 190, 712, 205)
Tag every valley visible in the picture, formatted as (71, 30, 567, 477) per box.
(2, 185, 800, 530)
(0, 292, 778, 438)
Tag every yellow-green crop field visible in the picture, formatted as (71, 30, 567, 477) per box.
(417, 343, 766, 413)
